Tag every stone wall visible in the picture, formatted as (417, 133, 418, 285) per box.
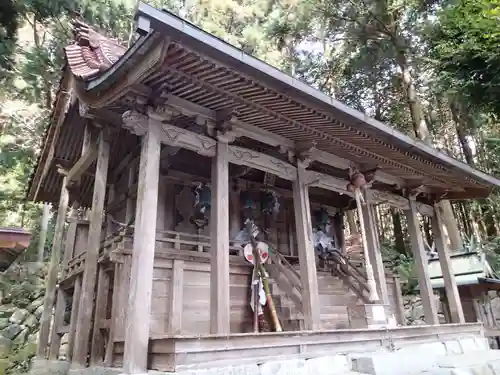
(403, 294, 447, 325)
(0, 263, 47, 375)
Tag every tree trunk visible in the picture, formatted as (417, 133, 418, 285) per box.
(391, 207, 406, 255)
(437, 201, 463, 251)
(37, 203, 51, 262)
(394, 44, 462, 252)
(450, 100, 475, 166)
(395, 48, 429, 141)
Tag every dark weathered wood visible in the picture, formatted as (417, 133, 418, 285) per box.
(37, 203, 51, 262)
(49, 288, 67, 359)
(361, 199, 389, 305)
(66, 144, 98, 184)
(104, 264, 121, 366)
(210, 140, 230, 334)
(73, 132, 110, 367)
(432, 205, 465, 324)
(90, 267, 111, 364)
(168, 259, 184, 333)
(405, 198, 439, 325)
(36, 177, 69, 359)
(67, 275, 82, 360)
(123, 117, 161, 374)
(292, 165, 320, 330)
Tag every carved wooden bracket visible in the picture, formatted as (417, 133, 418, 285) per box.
(295, 140, 317, 167)
(304, 170, 352, 196)
(227, 145, 296, 181)
(148, 104, 181, 121)
(160, 123, 216, 157)
(122, 110, 148, 136)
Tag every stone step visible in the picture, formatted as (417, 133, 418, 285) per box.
(351, 338, 495, 375)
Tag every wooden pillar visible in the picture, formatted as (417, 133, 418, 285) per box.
(293, 164, 321, 330)
(122, 116, 161, 374)
(361, 198, 389, 305)
(104, 264, 121, 366)
(62, 212, 79, 265)
(210, 140, 230, 334)
(37, 203, 51, 262)
(90, 267, 111, 364)
(48, 287, 67, 359)
(73, 131, 110, 366)
(393, 275, 406, 325)
(168, 260, 184, 333)
(36, 176, 69, 359)
(125, 161, 136, 223)
(67, 276, 82, 360)
(432, 205, 465, 323)
(404, 198, 439, 325)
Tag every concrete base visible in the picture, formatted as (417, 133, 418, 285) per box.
(68, 367, 122, 375)
(37, 335, 499, 375)
(30, 359, 70, 375)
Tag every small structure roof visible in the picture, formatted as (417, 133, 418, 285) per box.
(427, 251, 500, 290)
(27, 3, 500, 204)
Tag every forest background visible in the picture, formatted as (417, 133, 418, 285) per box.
(1, 0, 500, 293)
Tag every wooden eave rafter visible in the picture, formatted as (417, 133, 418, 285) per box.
(27, 69, 75, 201)
(31, 2, 500, 205)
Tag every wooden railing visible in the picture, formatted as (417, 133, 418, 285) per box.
(267, 249, 303, 315)
(324, 250, 372, 304)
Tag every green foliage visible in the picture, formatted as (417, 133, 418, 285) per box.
(429, 0, 500, 115)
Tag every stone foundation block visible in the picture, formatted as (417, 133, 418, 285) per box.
(444, 340, 463, 355)
(460, 338, 482, 353)
(352, 342, 447, 375)
(474, 337, 490, 351)
(178, 365, 260, 375)
(487, 360, 500, 375)
(69, 367, 123, 375)
(30, 359, 70, 375)
(260, 359, 306, 375)
(348, 305, 390, 329)
(305, 355, 349, 375)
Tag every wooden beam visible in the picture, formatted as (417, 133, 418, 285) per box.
(73, 131, 110, 367)
(404, 198, 439, 325)
(293, 164, 321, 330)
(169, 260, 184, 333)
(104, 263, 121, 366)
(362, 195, 390, 305)
(48, 288, 67, 359)
(90, 268, 111, 364)
(67, 276, 82, 360)
(432, 205, 465, 323)
(210, 140, 231, 334)
(227, 145, 296, 181)
(66, 143, 98, 184)
(36, 176, 69, 359)
(123, 116, 161, 374)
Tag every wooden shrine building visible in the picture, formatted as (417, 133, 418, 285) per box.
(28, 3, 500, 375)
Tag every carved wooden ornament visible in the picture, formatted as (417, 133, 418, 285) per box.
(305, 171, 353, 196)
(122, 110, 148, 136)
(160, 123, 216, 157)
(227, 145, 296, 181)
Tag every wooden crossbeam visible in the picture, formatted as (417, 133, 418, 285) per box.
(66, 143, 98, 184)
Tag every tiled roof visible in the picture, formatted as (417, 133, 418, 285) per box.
(65, 20, 127, 80)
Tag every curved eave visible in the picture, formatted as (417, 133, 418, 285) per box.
(27, 67, 73, 202)
(78, 31, 160, 108)
(133, 2, 500, 191)
(80, 2, 500, 197)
